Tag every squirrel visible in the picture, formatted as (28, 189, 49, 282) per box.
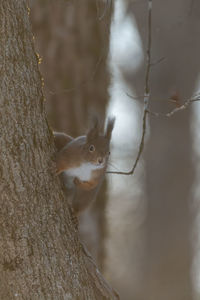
(54, 117, 115, 215)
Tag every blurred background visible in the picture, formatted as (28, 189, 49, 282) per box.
(30, 0, 200, 299)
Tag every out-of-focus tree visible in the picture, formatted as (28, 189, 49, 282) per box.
(0, 0, 118, 299)
(122, 0, 200, 299)
(30, 0, 113, 267)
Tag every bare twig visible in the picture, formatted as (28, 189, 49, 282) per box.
(165, 96, 200, 117)
(107, 1, 200, 176)
(107, 109, 148, 175)
(108, 93, 200, 176)
(150, 56, 165, 67)
(147, 94, 200, 118)
(107, 0, 152, 175)
(125, 92, 144, 101)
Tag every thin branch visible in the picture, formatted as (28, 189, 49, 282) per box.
(150, 56, 165, 67)
(107, 0, 152, 175)
(165, 96, 200, 117)
(107, 0, 200, 176)
(107, 109, 148, 175)
(108, 94, 200, 175)
(125, 92, 144, 101)
(147, 94, 200, 118)
(145, 0, 152, 98)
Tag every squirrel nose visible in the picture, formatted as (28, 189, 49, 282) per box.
(98, 157, 103, 164)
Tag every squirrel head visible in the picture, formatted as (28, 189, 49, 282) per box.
(82, 117, 115, 167)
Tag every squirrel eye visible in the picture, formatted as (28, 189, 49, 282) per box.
(89, 145, 95, 152)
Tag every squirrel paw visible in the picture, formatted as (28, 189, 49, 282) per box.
(74, 177, 94, 191)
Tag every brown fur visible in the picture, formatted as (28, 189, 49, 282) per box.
(53, 117, 115, 214)
(54, 132, 73, 151)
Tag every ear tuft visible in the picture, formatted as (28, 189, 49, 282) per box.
(105, 117, 115, 141)
(87, 117, 99, 141)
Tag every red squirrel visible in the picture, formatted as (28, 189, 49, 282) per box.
(54, 117, 115, 214)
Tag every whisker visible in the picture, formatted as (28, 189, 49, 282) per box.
(107, 161, 122, 172)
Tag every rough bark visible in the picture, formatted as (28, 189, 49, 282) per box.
(30, 0, 112, 267)
(0, 1, 118, 299)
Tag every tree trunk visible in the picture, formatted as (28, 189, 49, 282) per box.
(30, 0, 111, 134)
(0, 1, 118, 299)
(126, 0, 200, 299)
(30, 0, 112, 268)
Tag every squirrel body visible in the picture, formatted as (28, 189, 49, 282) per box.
(54, 117, 115, 214)
(64, 162, 104, 188)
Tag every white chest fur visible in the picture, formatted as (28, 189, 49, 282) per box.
(64, 162, 104, 188)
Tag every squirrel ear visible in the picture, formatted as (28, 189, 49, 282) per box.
(105, 117, 115, 141)
(53, 132, 73, 151)
(87, 117, 99, 141)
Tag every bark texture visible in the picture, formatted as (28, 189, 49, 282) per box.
(30, 0, 112, 267)
(0, 1, 118, 299)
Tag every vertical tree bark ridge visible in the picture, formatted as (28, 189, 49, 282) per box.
(0, 1, 118, 299)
